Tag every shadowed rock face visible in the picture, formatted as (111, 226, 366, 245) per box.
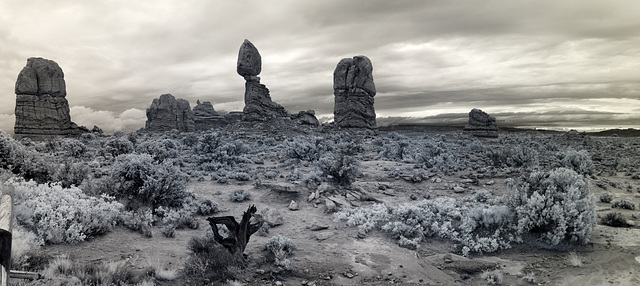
(193, 100, 228, 130)
(464, 108, 499, 138)
(145, 94, 195, 132)
(333, 56, 376, 129)
(14, 57, 86, 139)
(237, 39, 288, 121)
(291, 110, 320, 127)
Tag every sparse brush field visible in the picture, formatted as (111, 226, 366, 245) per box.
(2, 123, 640, 285)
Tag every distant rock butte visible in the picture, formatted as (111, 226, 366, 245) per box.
(464, 108, 499, 138)
(237, 39, 288, 121)
(145, 93, 195, 132)
(193, 100, 228, 130)
(333, 56, 377, 129)
(14, 57, 88, 140)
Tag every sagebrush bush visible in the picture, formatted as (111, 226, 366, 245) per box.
(559, 148, 594, 175)
(599, 193, 613, 203)
(611, 199, 635, 210)
(509, 168, 595, 245)
(600, 212, 630, 227)
(282, 136, 329, 161)
(318, 152, 361, 186)
(0, 131, 53, 183)
(228, 189, 251, 202)
(184, 233, 243, 282)
(265, 235, 296, 270)
(12, 179, 123, 244)
(108, 153, 190, 208)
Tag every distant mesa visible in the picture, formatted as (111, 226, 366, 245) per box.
(14, 57, 89, 140)
(463, 108, 499, 138)
(333, 55, 377, 129)
(237, 39, 289, 122)
(145, 93, 196, 132)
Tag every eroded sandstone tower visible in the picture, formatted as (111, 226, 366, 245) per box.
(333, 56, 376, 128)
(14, 57, 86, 139)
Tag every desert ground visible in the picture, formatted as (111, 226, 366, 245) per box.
(2, 123, 640, 286)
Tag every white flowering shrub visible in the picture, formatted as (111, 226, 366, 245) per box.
(108, 153, 189, 208)
(12, 179, 123, 244)
(509, 168, 595, 245)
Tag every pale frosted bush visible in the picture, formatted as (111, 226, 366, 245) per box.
(509, 168, 595, 245)
(136, 139, 180, 162)
(12, 179, 123, 244)
(318, 152, 361, 186)
(103, 136, 134, 157)
(11, 225, 44, 265)
(109, 153, 189, 208)
(559, 148, 593, 175)
(282, 136, 329, 161)
(265, 235, 296, 270)
(0, 131, 53, 183)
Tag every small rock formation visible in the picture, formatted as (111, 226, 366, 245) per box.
(464, 108, 499, 138)
(145, 93, 195, 132)
(333, 56, 377, 128)
(237, 39, 288, 121)
(193, 100, 227, 130)
(14, 57, 87, 139)
(291, 110, 320, 126)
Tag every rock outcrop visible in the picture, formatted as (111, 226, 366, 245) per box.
(193, 100, 228, 130)
(464, 108, 499, 138)
(237, 39, 288, 121)
(291, 110, 320, 126)
(145, 94, 195, 132)
(14, 57, 87, 139)
(333, 56, 376, 128)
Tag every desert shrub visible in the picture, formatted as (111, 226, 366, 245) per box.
(264, 235, 296, 270)
(12, 179, 123, 244)
(136, 139, 180, 162)
(195, 132, 251, 166)
(558, 148, 594, 175)
(600, 212, 630, 227)
(611, 200, 635, 210)
(198, 199, 219, 215)
(230, 172, 251, 181)
(156, 206, 199, 232)
(11, 225, 44, 266)
(108, 153, 189, 208)
(184, 233, 244, 282)
(0, 131, 53, 183)
(318, 152, 362, 187)
(59, 138, 89, 158)
(103, 136, 135, 157)
(509, 168, 595, 246)
(53, 160, 89, 188)
(487, 146, 539, 169)
(599, 193, 613, 203)
(118, 209, 155, 237)
(282, 136, 329, 161)
(228, 189, 251, 202)
(481, 270, 504, 285)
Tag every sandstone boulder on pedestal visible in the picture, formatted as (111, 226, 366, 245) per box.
(463, 108, 499, 138)
(14, 57, 86, 140)
(333, 56, 376, 128)
(237, 39, 288, 121)
(193, 100, 228, 130)
(145, 93, 195, 132)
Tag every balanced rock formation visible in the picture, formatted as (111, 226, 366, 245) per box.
(14, 57, 87, 139)
(145, 93, 195, 132)
(193, 100, 227, 130)
(464, 108, 499, 138)
(333, 56, 376, 128)
(237, 39, 288, 121)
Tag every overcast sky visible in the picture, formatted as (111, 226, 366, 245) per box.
(1, 0, 639, 133)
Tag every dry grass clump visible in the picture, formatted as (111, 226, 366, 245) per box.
(566, 252, 582, 267)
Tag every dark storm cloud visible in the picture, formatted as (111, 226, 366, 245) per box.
(0, 0, 639, 133)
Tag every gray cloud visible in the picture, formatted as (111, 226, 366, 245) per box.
(0, 0, 639, 133)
